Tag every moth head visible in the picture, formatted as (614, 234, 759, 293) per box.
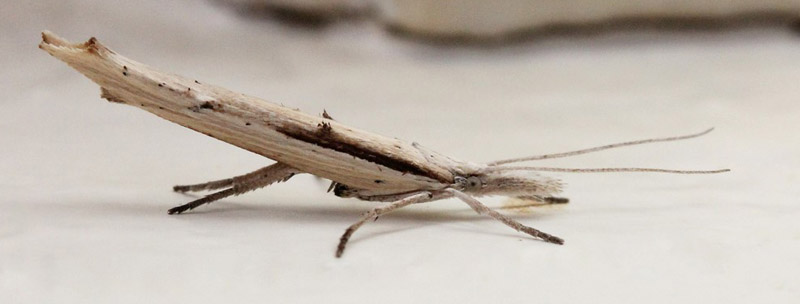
(466, 128, 730, 197)
(454, 171, 563, 198)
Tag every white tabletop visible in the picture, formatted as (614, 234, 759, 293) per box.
(1, 1, 798, 303)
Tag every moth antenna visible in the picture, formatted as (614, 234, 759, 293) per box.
(488, 128, 715, 166)
(484, 166, 730, 174)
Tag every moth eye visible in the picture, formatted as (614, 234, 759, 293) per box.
(466, 176, 482, 189)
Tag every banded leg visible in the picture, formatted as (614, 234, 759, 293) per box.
(446, 189, 564, 245)
(168, 163, 299, 214)
(336, 191, 441, 258)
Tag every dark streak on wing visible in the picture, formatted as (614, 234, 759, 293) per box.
(276, 125, 450, 183)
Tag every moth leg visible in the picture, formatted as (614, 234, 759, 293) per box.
(173, 162, 295, 193)
(168, 188, 238, 215)
(168, 163, 299, 214)
(446, 189, 564, 245)
(336, 191, 441, 258)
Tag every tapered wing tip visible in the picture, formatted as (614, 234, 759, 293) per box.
(40, 30, 57, 43)
(39, 31, 53, 50)
(39, 31, 69, 49)
(39, 31, 104, 56)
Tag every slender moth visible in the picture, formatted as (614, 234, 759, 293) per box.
(39, 31, 729, 257)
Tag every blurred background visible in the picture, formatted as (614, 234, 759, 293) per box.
(2, 0, 799, 303)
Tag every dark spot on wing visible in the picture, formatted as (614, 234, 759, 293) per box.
(276, 125, 449, 183)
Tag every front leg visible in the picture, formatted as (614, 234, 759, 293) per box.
(446, 189, 564, 245)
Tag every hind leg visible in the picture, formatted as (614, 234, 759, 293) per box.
(169, 162, 300, 214)
(173, 163, 297, 193)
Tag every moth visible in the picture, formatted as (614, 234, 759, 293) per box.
(39, 31, 729, 257)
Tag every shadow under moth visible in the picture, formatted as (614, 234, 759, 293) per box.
(39, 31, 729, 257)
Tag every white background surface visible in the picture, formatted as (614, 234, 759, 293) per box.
(2, 1, 798, 303)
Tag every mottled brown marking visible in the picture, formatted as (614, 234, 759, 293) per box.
(332, 184, 352, 197)
(84, 37, 99, 54)
(199, 101, 214, 109)
(277, 125, 449, 183)
(318, 121, 332, 134)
